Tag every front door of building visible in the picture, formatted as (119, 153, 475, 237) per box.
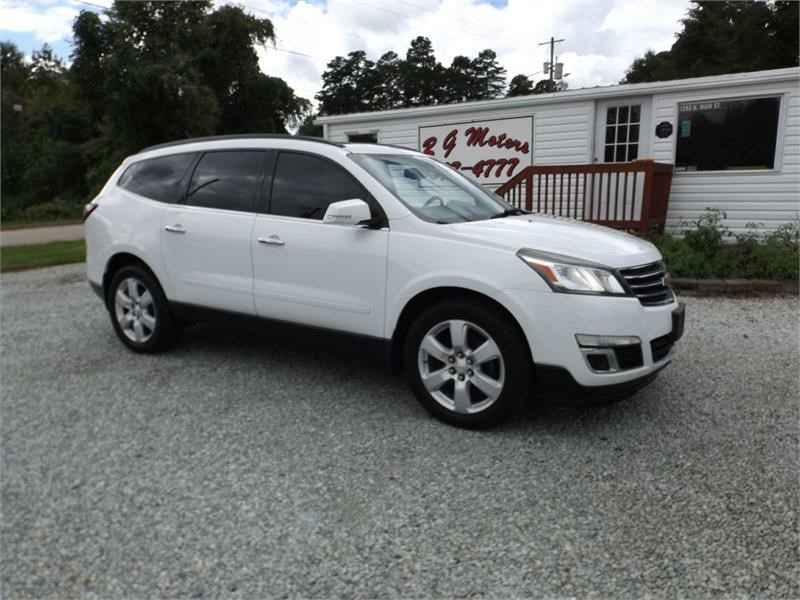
(594, 98, 651, 163)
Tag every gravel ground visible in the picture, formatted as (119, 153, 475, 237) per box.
(2, 263, 798, 598)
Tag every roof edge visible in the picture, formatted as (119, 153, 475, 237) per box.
(315, 67, 800, 125)
(138, 134, 342, 154)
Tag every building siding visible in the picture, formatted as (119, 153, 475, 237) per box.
(651, 80, 800, 234)
(323, 69, 800, 235)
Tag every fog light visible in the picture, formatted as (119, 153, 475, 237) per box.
(576, 334, 641, 348)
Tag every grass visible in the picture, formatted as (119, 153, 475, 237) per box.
(1, 218, 83, 231)
(1, 240, 86, 272)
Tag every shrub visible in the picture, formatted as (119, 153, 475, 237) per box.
(15, 200, 83, 222)
(651, 209, 799, 282)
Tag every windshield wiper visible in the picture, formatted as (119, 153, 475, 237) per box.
(490, 207, 529, 219)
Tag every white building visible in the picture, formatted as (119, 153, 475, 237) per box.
(317, 67, 800, 235)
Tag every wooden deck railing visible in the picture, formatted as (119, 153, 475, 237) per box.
(494, 160, 674, 234)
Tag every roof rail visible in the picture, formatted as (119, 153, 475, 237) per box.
(138, 134, 344, 154)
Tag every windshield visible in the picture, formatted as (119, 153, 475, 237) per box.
(350, 153, 514, 223)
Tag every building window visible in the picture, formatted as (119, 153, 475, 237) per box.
(675, 96, 781, 171)
(603, 104, 640, 163)
(347, 133, 378, 143)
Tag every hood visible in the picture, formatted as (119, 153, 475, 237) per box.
(448, 214, 661, 269)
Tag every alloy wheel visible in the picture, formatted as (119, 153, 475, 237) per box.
(417, 319, 506, 414)
(114, 277, 156, 343)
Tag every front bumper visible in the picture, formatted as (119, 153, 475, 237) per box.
(534, 363, 666, 405)
(495, 286, 685, 388)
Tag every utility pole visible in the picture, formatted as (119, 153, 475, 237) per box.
(539, 36, 565, 82)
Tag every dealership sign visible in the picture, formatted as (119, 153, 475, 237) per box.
(418, 116, 533, 185)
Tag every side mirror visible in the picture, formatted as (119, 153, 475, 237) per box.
(322, 199, 372, 226)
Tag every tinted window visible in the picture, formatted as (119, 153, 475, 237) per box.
(271, 153, 367, 220)
(186, 151, 264, 212)
(675, 97, 780, 171)
(118, 153, 194, 203)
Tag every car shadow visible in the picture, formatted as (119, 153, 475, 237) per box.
(171, 322, 664, 437)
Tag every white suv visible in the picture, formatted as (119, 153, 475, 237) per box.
(85, 135, 684, 428)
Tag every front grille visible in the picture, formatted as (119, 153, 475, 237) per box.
(613, 344, 644, 370)
(618, 261, 674, 306)
(650, 334, 674, 363)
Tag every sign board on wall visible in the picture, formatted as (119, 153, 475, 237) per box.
(418, 116, 533, 185)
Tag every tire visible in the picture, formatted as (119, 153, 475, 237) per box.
(404, 299, 530, 429)
(106, 264, 181, 353)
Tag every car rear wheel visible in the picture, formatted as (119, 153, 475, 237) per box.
(404, 299, 529, 429)
(107, 265, 180, 353)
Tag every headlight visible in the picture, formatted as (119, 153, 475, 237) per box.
(516, 249, 628, 295)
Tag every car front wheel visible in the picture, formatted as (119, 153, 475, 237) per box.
(404, 300, 529, 429)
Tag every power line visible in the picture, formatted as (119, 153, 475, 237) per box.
(392, 0, 503, 33)
(271, 46, 327, 61)
(70, 0, 110, 10)
(350, 0, 497, 41)
(227, 1, 366, 41)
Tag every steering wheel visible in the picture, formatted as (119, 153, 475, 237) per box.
(423, 195, 445, 208)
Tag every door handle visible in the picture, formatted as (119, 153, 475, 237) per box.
(257, 235, 285, 246)
(165, 225, 187, 234)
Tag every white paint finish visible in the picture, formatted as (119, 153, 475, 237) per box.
(533, 102, 593, 165)
(317, 68, 799, 126)
(87, 136, 682, 395)
(324, 68, 800, 235)
(446, 214, 661, 269)
(652, 79, 800, 234)
(330, 102, 594, 174)
(85, 188, 173, 299)
(160, 205, 257, 315)
(418, 116, 533, 185)
(593, 97, 651, 162)
(251, 214, 389, 337)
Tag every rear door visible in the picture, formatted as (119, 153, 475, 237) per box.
(160, 150, 267, 315)
(251, 151, 389, 337)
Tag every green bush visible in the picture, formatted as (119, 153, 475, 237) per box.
(651, 209, 799, 282)
(14, 200, 83, 222)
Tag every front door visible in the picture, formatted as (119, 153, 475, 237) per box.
(251, 151, 388, 338)
(161, 150, 265, 316)
(594, 98, 651, 163)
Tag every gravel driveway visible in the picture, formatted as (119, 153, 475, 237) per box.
(2, 264, 798, 598)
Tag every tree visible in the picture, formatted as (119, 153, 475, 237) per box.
(316, 51, 379, 115)
(443, 55, 473, 103)
(374, 51, 404, 110)
(316, 39, 511, 113)
(30, 44, 65, 82)
(70, 11, 106, 119)
(622, 1, 799, 83)
(532, 79, 567, 94)
(402, 36, 444, 106)
(1, 0, 312, 221)
(506, 74, 534, 97)
(468, 49, 506, 100)
(297, 114, 323, 137)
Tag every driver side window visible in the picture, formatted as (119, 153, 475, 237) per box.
(270, 152, 371, 220)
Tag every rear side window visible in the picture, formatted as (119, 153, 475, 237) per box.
(270, 152, 367, 220)
(185, 151, 264, 212)
(118, 154, 194, 203)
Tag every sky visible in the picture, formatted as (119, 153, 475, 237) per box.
(0, 0, 692, 106)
